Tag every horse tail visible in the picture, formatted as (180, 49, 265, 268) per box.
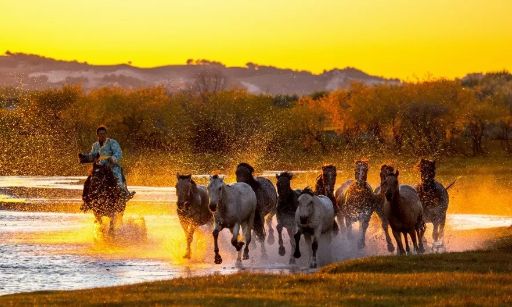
(253, 210, 266, 241)
(445, 176, 461, 191)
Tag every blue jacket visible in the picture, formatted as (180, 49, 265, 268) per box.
(89, 138, 122, 165)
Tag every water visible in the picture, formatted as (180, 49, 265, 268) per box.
(1, 176, 512, 296)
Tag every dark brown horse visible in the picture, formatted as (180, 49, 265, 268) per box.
(236, 163, 278, 251)
(275, 172, 300, 264)
(315, 164, 338, 213)
(80, 153, 126, 234)
(381, 170, 425, 255)
(175, 174, 212, 259)
(373, 164, 398, 252)
(416, 159, 455, 249)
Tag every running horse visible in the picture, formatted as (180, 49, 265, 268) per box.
(79, 153, 127, 234)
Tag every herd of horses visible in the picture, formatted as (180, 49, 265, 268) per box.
(81, 158, 455, 268)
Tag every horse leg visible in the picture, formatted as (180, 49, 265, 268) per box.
(346, 217, 353, 240)
(180, 220, 191, 259)
(108, 214, 116, 236)
(438, 215, 446, 245)
(266, 213, 275, 245)
(212, 223, 222, 264)
(94, 213, 102, 225)
(304, 234, 314, 268)
(409, 230, 419, 254)
(336, 211, 346, 234)
(358, 215, 370, 249)
(286, 225, 296, 264)
(277, 223, 285, 256)
(375, 207, 394, 252)
(184, 225, 194, 259)
(403, 232, 411, 255)
(392, 230, 405, 255)
(433, 222, 439, 243)
(230, 223, 244, 264)
(293, 229, 302, 259)
(242, 221, 252, 260)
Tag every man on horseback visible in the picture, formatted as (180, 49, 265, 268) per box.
(82, 126, 135, 201)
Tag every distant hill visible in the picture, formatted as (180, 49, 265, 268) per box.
(0, 52, 401, 95)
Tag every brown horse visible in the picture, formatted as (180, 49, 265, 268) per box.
(372, 164, 399, 252)
(416, 159, 455, 249)
(175, 174, 212, 259)
(381, 170, 425, 255)
(335, 160, 376, 249)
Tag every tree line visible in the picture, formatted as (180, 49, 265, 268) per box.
(0, 71, 511, 175)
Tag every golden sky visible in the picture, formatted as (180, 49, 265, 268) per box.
(1, 0, 511, 79)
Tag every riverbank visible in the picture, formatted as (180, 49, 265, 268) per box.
(2, 227, 511, 306)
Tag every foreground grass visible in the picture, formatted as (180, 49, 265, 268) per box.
(2, 229, 512, 306)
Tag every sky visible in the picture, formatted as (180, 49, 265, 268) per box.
(1, 0, 511, 80)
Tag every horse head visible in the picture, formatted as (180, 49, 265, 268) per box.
(207, 174, 225, 212)
(321, 164, 337, 195)
(176, 173, 193, 211)
(382, 170, 400, 202)
(355, 160, 369, 184)
(297, 188, 315, 225)
(235, 162, 255, 183)
(379, 164, 395, 185)
(276, 171, 293, 197)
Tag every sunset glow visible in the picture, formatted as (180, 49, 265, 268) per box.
(1, 0, 511, 79)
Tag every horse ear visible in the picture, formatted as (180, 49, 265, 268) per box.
(395, 170, 400, 177)
(176, 173, 180, 180)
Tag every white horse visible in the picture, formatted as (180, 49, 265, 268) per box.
(207, 175, 257, 265)
(293, 188, 336, 268)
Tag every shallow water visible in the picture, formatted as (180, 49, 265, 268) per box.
(1, 176, 511, 296)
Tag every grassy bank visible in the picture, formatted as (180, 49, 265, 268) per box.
(2, 228, 511, 306)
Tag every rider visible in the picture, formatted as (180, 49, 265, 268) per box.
(85, 126, 135, 200)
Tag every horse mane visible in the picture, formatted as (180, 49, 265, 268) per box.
(278, 171, 293, 179)
(237, 162, 255, 174)
(178, 174, 192, 180)
(190, 179, 198, 193)
(301, 187, 315, 196)
(314, 175, 324, 194)
(322, 164, 336, 171)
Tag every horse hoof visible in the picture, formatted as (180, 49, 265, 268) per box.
(309, 262, 317, 269)
(358, 241, 365, 249)
(294, 251, 301, 259)
(235, 260, 243, 267)
(289, 258, 296, 265)
(183, 254, 191, 259)
(243, 253, 249, 260)
(278, 246, 286, 256)
(387, 243, 395, 253)
(214, 255, 222, 264)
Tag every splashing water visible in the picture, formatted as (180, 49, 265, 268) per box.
(1, 175, 511, 295)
